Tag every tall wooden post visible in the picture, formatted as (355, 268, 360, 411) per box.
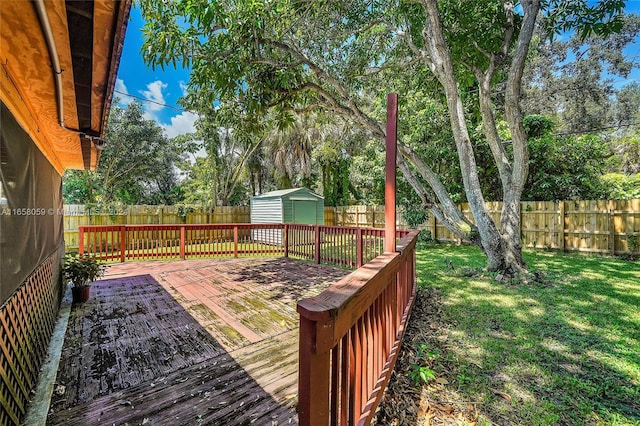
(179, 225, 186, 260)
(385, 93, 398, 253)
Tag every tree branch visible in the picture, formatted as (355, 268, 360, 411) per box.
(397, 155, 470, 240)
(505, 0, 540, 192)
(398, 143, 474, 232)
(261, 37, 386, 137)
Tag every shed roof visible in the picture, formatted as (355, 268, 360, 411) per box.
(253, 188, 324, 199)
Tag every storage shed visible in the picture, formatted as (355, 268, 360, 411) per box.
(251, 188, 324, 244)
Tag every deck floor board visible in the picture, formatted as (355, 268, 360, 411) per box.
(47, 257, 349, 425)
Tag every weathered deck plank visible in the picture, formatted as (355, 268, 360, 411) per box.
(47, 258, 349, 425)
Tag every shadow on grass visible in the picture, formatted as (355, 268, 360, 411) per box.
(415, 245, 639, 425)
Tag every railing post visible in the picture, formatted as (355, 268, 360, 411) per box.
(315, 225, 321, 264)
(180, 226, 186, 260)
(298, 316, 331, 426)
(356, 228, 363, 268)
(234, 225, 239, 258)
(284, 224, 289, 257)
(79, 226, 84, 255)
(120, 226, 126, 262)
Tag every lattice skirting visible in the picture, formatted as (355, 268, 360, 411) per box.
(0, 248, 64, 426)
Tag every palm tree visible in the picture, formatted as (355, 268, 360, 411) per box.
(265, 114, 318, 189)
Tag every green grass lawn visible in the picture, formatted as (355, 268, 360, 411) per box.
(413, 245, 640, 425)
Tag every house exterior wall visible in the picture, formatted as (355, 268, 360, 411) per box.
(0, 102, 65, 425)
(0, 102, 65, 302)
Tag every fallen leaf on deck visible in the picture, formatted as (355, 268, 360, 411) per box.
(118, 400, 133, 407)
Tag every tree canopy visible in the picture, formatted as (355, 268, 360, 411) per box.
(138, 0, 630, 275)
(63, 102, 182, 205)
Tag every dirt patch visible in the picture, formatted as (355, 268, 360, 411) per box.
(374, 287, 479, 425)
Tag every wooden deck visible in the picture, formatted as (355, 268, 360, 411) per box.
(47, 257, 350, 425)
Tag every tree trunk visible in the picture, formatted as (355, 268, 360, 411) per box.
(500, 193, 525, 269)
(417, 0, 538, 276)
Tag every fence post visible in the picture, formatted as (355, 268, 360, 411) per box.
(180, 226, 186, 260)
(120, 226, 126, 262)
(79, 227, 84, 255)
(284, 224, 289, 258)
(559, 201, 566, 252)
(608, 200, 616, 256)
(373, 206, 377, 228)
(234, 226, 239, 258)
(356, 228, 363, 268)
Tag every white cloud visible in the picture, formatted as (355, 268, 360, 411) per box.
(179, 81, 189, 97)
(142, 110, 157, 122)
(114, 79, 132, 106)
(140, 80, 168, 112)
(162, 111, 198, 138)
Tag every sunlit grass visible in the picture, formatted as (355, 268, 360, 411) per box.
(415, 244, 640, 425)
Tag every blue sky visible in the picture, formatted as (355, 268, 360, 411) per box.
(115, 3, 640, 139)
(115, 6, 197, 138)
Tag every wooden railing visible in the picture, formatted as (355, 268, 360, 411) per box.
(78, 224, 410, 269)
(296, 230, 420, 425)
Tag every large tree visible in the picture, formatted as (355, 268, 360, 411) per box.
(178, 120, 263, 206)
(63, 101, 182, 205)
(140, 0, 626, 275)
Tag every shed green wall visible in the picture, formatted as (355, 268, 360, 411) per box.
(281, 188, 324, 225)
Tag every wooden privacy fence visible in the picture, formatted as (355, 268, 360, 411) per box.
(79, 224, 410, 269)
(324, 205, 409, 228)
(297, 230, 419, 425)
(424, 200, 640, 256)
(327, 200, 640, 256)
(64, 205, 250, 250)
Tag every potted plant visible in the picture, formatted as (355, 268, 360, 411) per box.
(63, 253, 105, 303)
